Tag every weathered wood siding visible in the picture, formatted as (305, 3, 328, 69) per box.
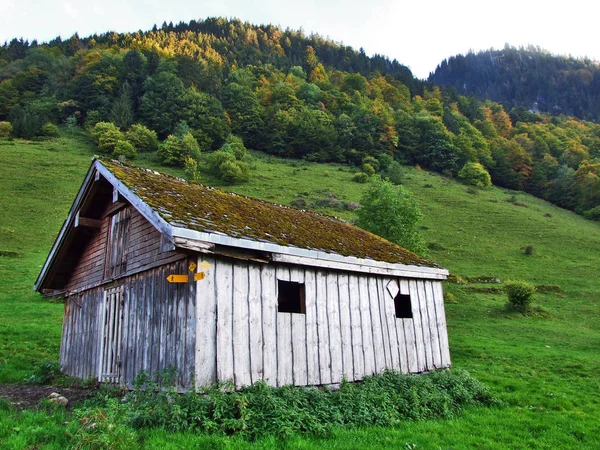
(195, 258, 450, 389)
(61, 258, 197, 390)
(65, 206, 179, 293)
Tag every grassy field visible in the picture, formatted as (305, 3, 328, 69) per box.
(1, 132, 599, 448)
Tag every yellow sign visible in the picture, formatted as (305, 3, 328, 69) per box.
(166, 274, 189, 283)
(199, 260, 212, 271)
(194, 272, 206, 281)
(188, 262, 197, 272)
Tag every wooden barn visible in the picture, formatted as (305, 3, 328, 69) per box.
(35, 158, 451, 391)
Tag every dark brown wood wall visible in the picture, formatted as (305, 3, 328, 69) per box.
(61, 258, 197, 390)
(65, 206, 180, 293)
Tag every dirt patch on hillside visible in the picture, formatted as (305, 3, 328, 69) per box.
(0, 384, 96, 410)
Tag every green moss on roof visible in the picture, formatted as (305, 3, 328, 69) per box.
(100, 159, 438, 268)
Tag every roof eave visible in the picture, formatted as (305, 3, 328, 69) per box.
(171, 226, 449, 280)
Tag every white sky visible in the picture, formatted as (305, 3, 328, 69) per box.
(0, 0, 597, 79)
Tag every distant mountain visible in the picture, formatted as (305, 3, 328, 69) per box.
(429, 45, 600, 122)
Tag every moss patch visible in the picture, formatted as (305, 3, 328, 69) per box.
(101, 159, 438, 267)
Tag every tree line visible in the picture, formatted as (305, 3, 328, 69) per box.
(0, 19, 599, 220)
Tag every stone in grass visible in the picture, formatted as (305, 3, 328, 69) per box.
(48, 392, 68, 406)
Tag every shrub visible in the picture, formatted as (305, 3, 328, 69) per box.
(361, 162, 376, 176)
(505, 280, 535, 312)
(113, 140, 137, 160)
(125, 124, 158, 152)
(91, 122, 119, 145)
(41, 122, 59, 138)
(81, 369, 497, 441)
(205, 150, 249, 184)
(458, 162, 492, 188)
(0, 121, 13, 138)
(97, 128, 125, 154)
(385, 161, 403, 185)
(353, 172, 369, 183)
(583, 205, 600, 221)
(225, 135, 247, 160)
(356, 176, 426, 254)
(158, 133, 200, 166)
(84, 110, 102, 129)
(362, 155, 380, 172)
(25, 360, 66, 384)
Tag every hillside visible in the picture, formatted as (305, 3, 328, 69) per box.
(1, 133, 599, 447)
(1, 18, 599, 223)
(430, 45, 600, 121)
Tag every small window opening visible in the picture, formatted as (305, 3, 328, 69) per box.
(394, 293, 413, 318)
(277, 280, 306, 314)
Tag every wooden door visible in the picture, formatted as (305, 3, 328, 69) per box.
(99, 286, 124, 383)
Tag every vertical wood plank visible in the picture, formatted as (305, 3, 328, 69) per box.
(185, 261, 196, 390)
(290, 267, 307, 386)
(195, 256, 217, 388)
(408, 280, 426, 372)
(233, 264, 251, 388)
(433, 281, 451, 367)
(216, 260, 234, 383)
(416, 280, 433, 370)
(393, 279, 408, 374)
(358, 276, 375, 376)
(248, 264, 263, 384)
(367, 277, 386, 373)
(303, 268, 320, 385)
(276, 266, 293, 386)
(315, 270, 331, 384)
(261, 265, 277, 386)
(348, 274, 364, 380)
(424, 281, 442, 369)
(326, 272, 342, 383)
(380, 277, 401, 372)
(337, 273, 354, 382)
(399, 278, 417, 373)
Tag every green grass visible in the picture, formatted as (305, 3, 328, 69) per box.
(1, 133, 600, 448)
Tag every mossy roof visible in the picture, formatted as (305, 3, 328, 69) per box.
(100, 159, 438, 268)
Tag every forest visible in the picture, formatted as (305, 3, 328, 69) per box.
(1, 19, 599, 220)
(430, 45, 600, 121)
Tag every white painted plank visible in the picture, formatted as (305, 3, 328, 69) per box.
(303, 269, 320, 385)
(326, 272, 343, 383)
(216, 260, 234, 383)
(233, 264, 251, 388)
(408, 280, 426, 372)
(416, 280, 434, 370)
(393, 279, 409, 374)
(315, 270, 331, 384)
(261, 265, 277, 386)
(424, 280, 442, 369)
(400, 279, 417, 373)
(367, 277, 386, 373)
(290, 268, 308, 386)
(358, 275, 375, 376)
(433, 281, 451, 367)
(380, 277, 401, 372)
(337, 273, 354, 382)
(349, 274, 364, 380)
(248, 264, 264, 384)
(276, 266, 293, 386)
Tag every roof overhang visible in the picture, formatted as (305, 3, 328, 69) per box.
(171, 227, 449, 280)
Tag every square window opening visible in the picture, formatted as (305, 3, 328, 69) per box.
(394, 293, 413, 318)
(277, 280, 306, 314)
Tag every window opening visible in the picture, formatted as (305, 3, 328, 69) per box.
(277, 279, 306, 314)
(394, 293, 413, 318)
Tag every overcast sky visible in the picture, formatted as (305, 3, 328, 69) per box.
(0, 0, 597, 79)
